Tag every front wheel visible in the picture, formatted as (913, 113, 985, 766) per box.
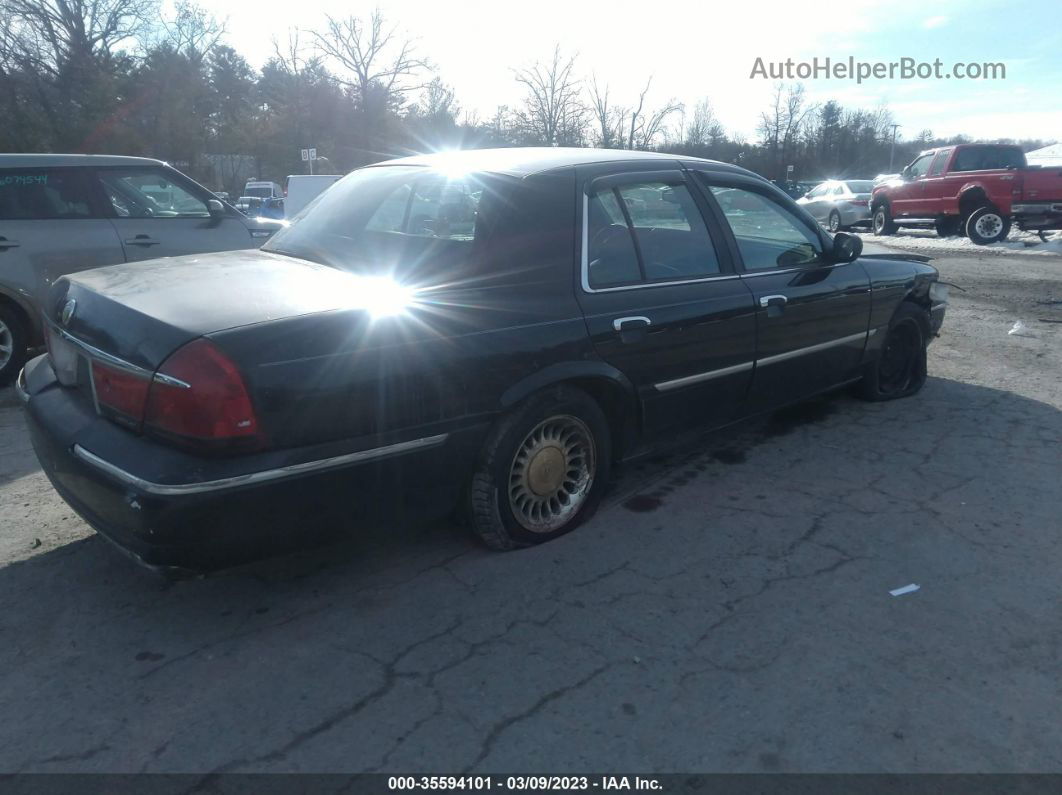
(965, 206, 1011, 245)
(857, 304, 929, 401)
(0, 305, 29, 385)
(872, 205, 897, 236)
(465, 385, 611, 550)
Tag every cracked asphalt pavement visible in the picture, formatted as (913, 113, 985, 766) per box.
(1, 246, 1060, 773)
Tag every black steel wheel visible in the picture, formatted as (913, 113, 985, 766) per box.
(857, 304, 929, 401)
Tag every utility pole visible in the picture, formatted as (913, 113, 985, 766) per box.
(888, 124, 901, 172)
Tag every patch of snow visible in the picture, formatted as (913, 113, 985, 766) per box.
(854, 228, 1062, 256)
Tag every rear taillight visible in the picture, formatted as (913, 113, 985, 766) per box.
(92, 362, 150, 429)
(143, 339, 262, 451)
(849, 199, 869, 207)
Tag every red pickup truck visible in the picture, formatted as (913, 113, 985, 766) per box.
(871, 143, 1062, 244)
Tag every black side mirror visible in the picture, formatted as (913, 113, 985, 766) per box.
(831, 231, 863, 263)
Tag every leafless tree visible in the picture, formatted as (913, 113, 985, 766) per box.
(312, 9, 428, 107)
(0, 0, 158, 74)
(160, 0, 225, 64)
(620, 78, 681, 150)
(758, 83, 818, 178)
(513, 45, 586, 146)
(588, 74, 622, 149)
(683, 98, 725, 148)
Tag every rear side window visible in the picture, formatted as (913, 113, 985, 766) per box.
(585, 180, 721, 289)
(953, 147, 1024, 172)
(0, 169, 95, 220)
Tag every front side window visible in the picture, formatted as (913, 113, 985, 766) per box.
(98, 169, 210, 218)
(0, 169, 94, 220)
(707, 184, 823, 271)
(907, 154, 935, 179)
(806, 183, 828, 199)
(585, 180, 721, 289)
(927, 150, 952, 177)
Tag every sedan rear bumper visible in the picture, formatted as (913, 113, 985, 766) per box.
(22, 355, 484, 571)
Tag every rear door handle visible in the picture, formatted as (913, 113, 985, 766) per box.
(759, 294, 787, 318)
(613, 316, 651, 332)
(0, 237, 20, 249)
(124, 235, 160, 246)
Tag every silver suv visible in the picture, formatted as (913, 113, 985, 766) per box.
(0, 154, 283, 382)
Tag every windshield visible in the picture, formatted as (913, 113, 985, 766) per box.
(846, 181, 875, 193)
(245, 185, 274, 198)
(263, 165, 510, 280)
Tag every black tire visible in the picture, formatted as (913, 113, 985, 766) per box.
(0, 304, 29, 386)
(857, 303, 929, 402)
(934, 217, 961, 237)
(465, 385, 611, 550)
(827, 210, 844, 233)
(872, 204, 897, 236)
(965, 205, 1011, 245)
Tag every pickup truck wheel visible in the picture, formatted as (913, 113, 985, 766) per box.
(934, 217, 961, 237)
(857, 304, 928, 402)
(466, 385, 611, 550)
(0, 306, 28, 385)
(828, 210, 844, 232)
(872, 205, 897, 236)
(965, 206, 1011, 245)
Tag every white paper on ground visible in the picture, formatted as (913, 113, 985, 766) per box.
(889, 584, 920, 597)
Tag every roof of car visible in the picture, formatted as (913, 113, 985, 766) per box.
(0, 153, 166, 168)
(372, 147, 758, 179)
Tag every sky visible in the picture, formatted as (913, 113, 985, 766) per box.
(197, 0, 1062, 144)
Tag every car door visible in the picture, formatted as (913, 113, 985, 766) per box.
(920, 148, 954, 217)
(891, 153, 935, 217)
(573, 164, 757, 435)
(94, 166, 254, 262)
(796, 182, 830, 221)
(0, 166, 125, 309)
(693, 173, 871, 413)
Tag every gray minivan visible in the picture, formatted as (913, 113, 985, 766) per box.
(0, 154, 283, 382)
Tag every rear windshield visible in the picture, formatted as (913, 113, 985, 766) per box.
(245, 185, 274, 198)
(263, 165, 512, 279)
(846, 181, 875, 193)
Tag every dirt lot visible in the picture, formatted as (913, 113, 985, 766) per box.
(1, 245, 1060, 774)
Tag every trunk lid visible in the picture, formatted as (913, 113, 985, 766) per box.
(49, 249, 359, 371)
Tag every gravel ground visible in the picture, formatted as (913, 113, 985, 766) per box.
(0, 245, 1060, 774)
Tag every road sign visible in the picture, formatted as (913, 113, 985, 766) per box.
(301, 148, 309, 161)
(786, 164, 794, 173)
(308, 148, 317, 161)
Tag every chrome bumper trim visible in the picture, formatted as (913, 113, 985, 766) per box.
(72, 433, 450, 496)
(15, 367, 30, 403)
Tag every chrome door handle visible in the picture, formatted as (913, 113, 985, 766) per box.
(124, 235, 160, 246)
(613, 316, 651, 332)
(0, 237, 20, 249)
(759, 295, 787, 308)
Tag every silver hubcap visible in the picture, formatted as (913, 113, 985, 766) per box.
(875, 211, 885, 232)
(0, 319, 12, 370)
(508, 415, 595, 533)
(974, 213, 1003, 239)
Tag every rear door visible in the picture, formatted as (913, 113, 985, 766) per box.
(0, 167, 125, 309)
(693, 173, 871, 413)
(94, 165, 254, 262)
(573, 164, 757, 435)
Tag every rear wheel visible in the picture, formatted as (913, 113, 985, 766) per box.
(0, 305, 28, 385)
(828, 210, 844, 233)
(466, 385, 611, 550)
(872, 205, 897, 236)
(965, 206, 1010, 245)
(857, 304, 929, 401)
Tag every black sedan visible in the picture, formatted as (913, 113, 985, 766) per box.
(18, 148, 947, 572)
